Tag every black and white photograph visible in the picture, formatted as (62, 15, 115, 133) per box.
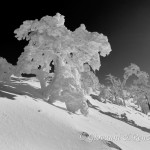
(0, 1, 150, 149)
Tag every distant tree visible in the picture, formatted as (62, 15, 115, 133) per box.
(129, 84, 150, 114)
(133, 70, 149, 86)
(0, 57, 15, 82)
(124, 63, 150, 114)
(123, 63, 140, 86)
(105, 74, 125, 105)
(98, 85, 112, 102)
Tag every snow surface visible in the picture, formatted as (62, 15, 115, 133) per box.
(86, 96, 150, 129)
(11, 75, 41, 89)
(0, 77, 150, 150)
(0, 96, 111, 150)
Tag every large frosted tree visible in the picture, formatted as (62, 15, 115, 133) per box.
(2, 13, 112, 115)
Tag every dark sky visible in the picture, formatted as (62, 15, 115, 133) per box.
(1, 1, 150, 84)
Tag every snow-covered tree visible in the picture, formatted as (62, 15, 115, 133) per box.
(105, 74, 125, 105)
(124, 63, 150, 114)
(123, 63, 140, 86)
(13, 13, 111, 115)
(0, 57, 15, 82)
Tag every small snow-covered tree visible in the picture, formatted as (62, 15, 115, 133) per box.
(106, 74, 125, 105)
(123, 63, 140, 86)
(0, 57, 15, 82)
(124, 63, 150, 114)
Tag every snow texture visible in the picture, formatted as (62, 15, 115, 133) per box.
(0, 78, 150, 150)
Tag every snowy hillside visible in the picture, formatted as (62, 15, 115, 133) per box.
(0, 77, 150, 150)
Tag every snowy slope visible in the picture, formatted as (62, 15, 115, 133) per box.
(84, 96, 150, 150)
(0, 77, 150, 150)
(0, 96, 112, 150)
